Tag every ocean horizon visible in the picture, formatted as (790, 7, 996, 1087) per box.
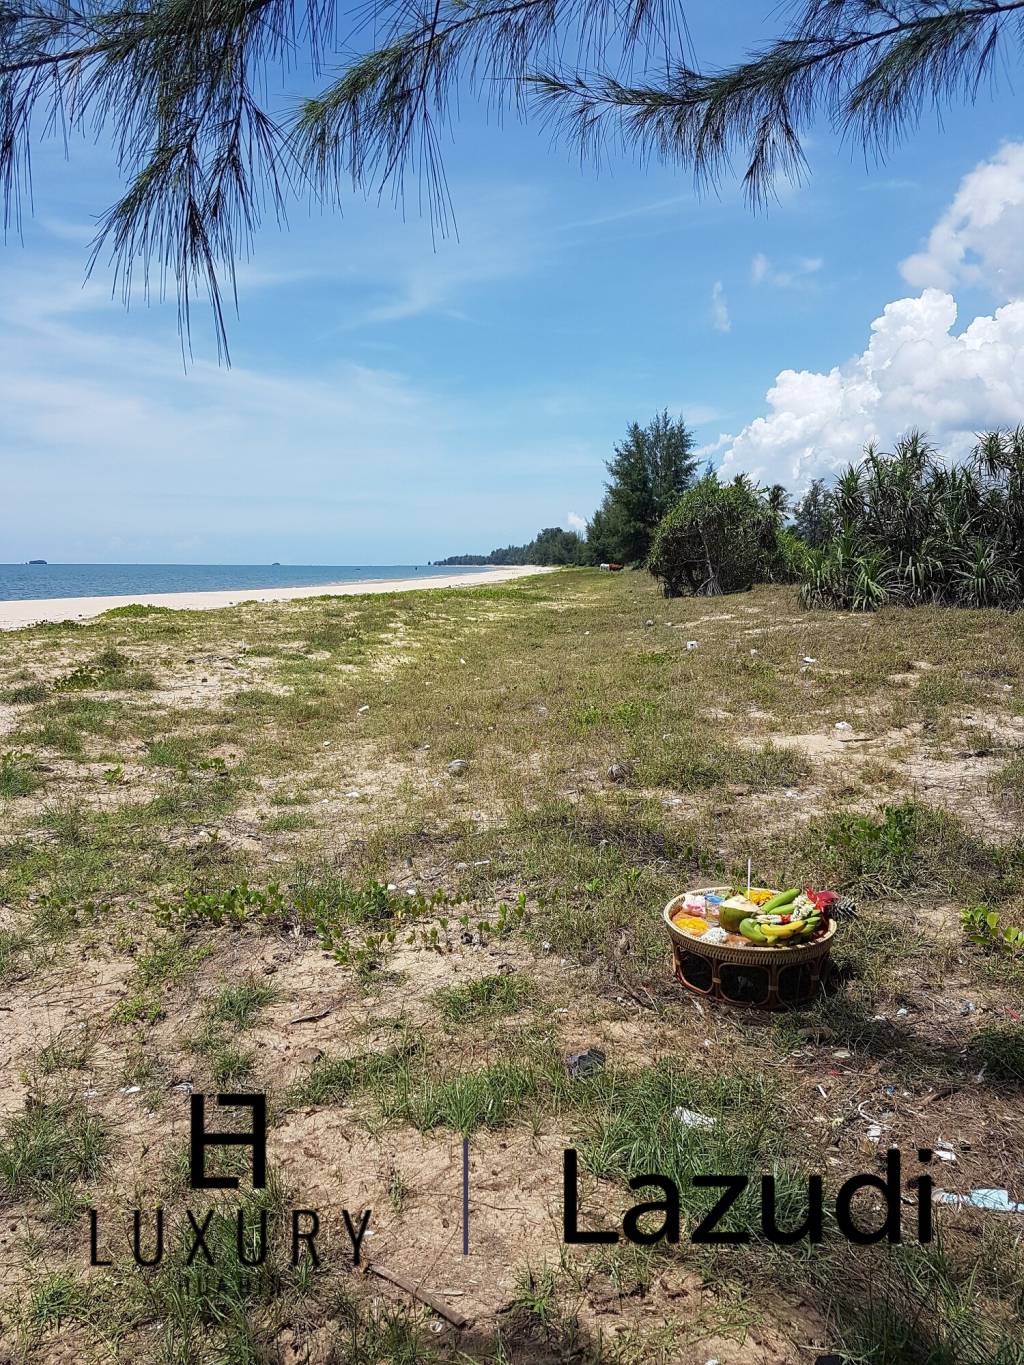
(0, 563, 490, 602)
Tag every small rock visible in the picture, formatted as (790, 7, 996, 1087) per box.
(644, 619, 654, 627)
(447, 759, 469, 775)
(607, 760, 634, 783)
(357, 704, 370, 714)
(834, 721, 852, 732)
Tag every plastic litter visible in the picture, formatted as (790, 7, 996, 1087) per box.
(802, 656, 817, 663)
(936, 1188, 1024, 1213)
(686, 640, 699, 650)
(673, 1106, 716, 1130)
(566, 1047, 606, 1079)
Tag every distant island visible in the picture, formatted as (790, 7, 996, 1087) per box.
(434, 526, 586, 567)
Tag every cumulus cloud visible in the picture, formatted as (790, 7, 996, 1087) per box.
(715, 143, 1024, 491)
(900, 142, 1024, 299)
(718, 290, 1024, 489)
(567, 511, 587, 531)
(710, 281, 730, 332)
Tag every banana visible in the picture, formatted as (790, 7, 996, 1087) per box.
(739, 917, 770, 945)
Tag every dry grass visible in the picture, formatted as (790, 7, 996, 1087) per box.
(0, 569, 1022, 1363)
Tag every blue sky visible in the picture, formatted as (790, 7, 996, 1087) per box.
(2, 5, 1023, 563)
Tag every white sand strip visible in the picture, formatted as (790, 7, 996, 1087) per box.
(0, 565, 556, 631)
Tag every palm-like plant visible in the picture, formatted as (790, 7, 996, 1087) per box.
(800, 428, 1024, 612)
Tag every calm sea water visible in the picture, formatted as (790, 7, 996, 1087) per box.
(0, 564, 490, 602)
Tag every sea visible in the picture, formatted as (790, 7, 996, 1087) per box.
(0, 563, 490, 602)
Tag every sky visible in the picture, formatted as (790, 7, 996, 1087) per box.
(2, 6, 1024, 564)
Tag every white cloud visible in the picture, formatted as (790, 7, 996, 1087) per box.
(751, 253, 823, 287)
(567, 511, 587, 531)
(713, 145, 1024, 491)
(710, 281, 730, 333)
(900, 142, 1024, 299)
(717, 289, 1024, 489)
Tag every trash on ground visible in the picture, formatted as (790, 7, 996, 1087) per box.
(566, 1047, 606, 1078)
(673, 1106, 716, 1130)
(834, 721, 852, 731)
(686, 640, 699, 650)
(936, 1188, 1024, 1213)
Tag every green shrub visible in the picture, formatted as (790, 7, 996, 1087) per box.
(647, 474, 785, 597)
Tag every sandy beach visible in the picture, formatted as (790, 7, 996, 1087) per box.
(0, 564, 554, 630)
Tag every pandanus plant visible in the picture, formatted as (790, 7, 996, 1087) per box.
(799, 428, 1024, 612)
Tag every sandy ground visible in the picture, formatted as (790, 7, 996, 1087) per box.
(0, 565, 554, 630)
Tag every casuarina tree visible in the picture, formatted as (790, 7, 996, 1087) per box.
(589, 411, 697, 565)
(4, 2, 1022, 352)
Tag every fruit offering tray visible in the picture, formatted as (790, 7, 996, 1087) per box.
(664, 885, 838, 962)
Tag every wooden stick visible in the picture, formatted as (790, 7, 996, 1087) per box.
(365, 1261, 471, 1330)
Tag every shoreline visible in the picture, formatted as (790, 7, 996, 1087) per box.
(0, 565, 555, 631)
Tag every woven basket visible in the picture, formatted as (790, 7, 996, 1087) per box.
(664, 886, 836, 1010)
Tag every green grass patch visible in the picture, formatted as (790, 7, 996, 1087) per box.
(0, 1100, 109, 1200)
(432, 972, 534, 1025)
(800, 799, 1024, 900)
(0, 750, 40, 799)
(969, 1023, 1024, 1086)
(207, 978, 279, 1029)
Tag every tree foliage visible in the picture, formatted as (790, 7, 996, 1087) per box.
(589, 410, 697, 565)
(5, 1, 1021, 350)
(800, 428, 1024, 610)
(793, 477, 832, 550)
(647, 472, 786, 597)
(436, 526, 587, 566)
